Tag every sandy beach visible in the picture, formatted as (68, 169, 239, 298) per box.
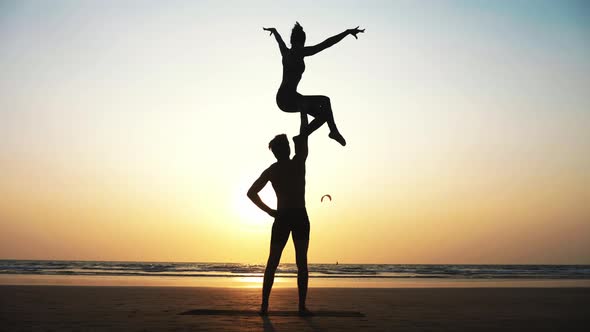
(1, 285, 588, 331)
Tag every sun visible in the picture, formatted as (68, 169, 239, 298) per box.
(233, 182, 277, 226)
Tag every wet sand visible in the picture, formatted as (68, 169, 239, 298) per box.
(1, 285, 588, 331)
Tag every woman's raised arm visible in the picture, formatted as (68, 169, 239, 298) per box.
(263, 27, 288, 56)
(303, 26, 364, 57)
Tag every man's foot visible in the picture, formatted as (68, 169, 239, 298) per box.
(329, 131, 346, 146)
(298, 307, 314, 317)
(258, 303, 269, 316)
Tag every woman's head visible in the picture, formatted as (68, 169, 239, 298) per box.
(290, 21, 306, 48)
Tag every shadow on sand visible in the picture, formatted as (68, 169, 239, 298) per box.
(178, 309, 365, 317)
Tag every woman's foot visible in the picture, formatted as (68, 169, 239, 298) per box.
(329, 131, 346, 146)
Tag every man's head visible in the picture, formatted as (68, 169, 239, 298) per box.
(290, 21, 306, 48)
(269, 134, 290, 160)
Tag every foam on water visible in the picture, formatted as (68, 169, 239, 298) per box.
(1, 260, 589, 280)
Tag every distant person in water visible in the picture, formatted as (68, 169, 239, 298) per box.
(247, 112, 312, 316)
(263, 22, 364, 147)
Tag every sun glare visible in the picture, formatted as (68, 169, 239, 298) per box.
(233, 183, 277, 226)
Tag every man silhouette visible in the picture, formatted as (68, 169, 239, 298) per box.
(247, 112, 312, 316)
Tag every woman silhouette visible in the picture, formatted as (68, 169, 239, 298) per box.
(263, 22, 364, 146)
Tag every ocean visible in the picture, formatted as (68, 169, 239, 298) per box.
(1, 260, 589, 280)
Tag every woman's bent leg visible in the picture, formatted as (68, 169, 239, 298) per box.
(261, 220, 290, 313)
(299, 95, 346, 146)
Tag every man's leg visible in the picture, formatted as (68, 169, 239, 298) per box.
(292, 213, 311, 314)
(261, 219, 289, 314)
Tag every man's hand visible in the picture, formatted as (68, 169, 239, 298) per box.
(347, 26, 365, 39)
(267, 209, 278, 218)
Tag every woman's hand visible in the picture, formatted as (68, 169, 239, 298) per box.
(263, 27, 277, 36)
(347, 26, 365, 39)
(267, 209, 278, 218)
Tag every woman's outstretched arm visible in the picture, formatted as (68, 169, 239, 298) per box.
(303, 26, 365, 57)
(263, 27, 288, 56)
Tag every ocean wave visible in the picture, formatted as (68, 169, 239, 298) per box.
(1, 260, 589, 279)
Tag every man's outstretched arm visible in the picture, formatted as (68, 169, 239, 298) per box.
(294, 112, 309, 161)
(247, 169, 276, 218)
(300, 111, 309, 135)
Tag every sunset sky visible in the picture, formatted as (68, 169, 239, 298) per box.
(1, 0, 589, 264)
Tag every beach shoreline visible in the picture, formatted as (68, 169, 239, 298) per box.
(2, 274, 590, 288)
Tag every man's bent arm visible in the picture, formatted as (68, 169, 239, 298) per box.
(247, 169, 276, 217)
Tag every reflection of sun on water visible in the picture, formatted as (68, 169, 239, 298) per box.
(237, 276, 289, 288)
(237, 276, 264, 288)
